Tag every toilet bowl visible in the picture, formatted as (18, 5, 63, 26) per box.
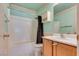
(34, 44, 43, 56)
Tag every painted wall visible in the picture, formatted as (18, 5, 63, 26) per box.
(9, 5, 36, 19)
(37, 3, 77, 34)
(54, 5, 77, 33)
(4, 4, 37, 32)
(4, 4, 77, 34)
(37, 4, 54, 34)
(9, 4, 54, 34)
(3, 4, 10, 32)
(10, 8, 36, 19)
(54, 3, 75, 14)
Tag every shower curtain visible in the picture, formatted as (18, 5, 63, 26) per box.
(8, 15, 38, 56)
(36, 16, 44, 44)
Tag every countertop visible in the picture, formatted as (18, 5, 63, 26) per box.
(42, 36, 77, 47)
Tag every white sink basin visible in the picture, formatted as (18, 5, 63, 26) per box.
(52, 35, 77, 42)
(65, 38, 77, 43)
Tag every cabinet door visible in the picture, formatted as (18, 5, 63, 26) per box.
(43, 39, 53, 56)
(52, 42, 58, 56)
(56, 43, 77, 56)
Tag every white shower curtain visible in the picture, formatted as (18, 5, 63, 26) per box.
(8, 15, 38, 56)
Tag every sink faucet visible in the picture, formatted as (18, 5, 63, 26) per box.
(60, 34, 64, 38)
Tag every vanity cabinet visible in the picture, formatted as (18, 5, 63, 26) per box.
(43, 39, 77, 56)
(43, 39, 53, 56)
(53, 42, 76, 56)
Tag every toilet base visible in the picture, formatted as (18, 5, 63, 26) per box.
(34, 44, 43, 56)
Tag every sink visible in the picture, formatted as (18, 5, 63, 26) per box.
(65, 38, 77, 43)
(52, 34, 77, 43)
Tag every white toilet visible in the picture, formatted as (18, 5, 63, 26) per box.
(31, 19, 43, 56)
(34, 44, 43, 56)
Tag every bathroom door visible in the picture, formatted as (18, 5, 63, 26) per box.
(0, 4, 8, 55)
(8, 15, 34, 56)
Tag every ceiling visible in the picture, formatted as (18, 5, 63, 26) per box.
(14, 3, 48, 11)
(15, 3, 75, 13)
(11, 3, 75, 15)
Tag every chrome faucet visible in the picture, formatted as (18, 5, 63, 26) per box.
(60, 34, 64, 38)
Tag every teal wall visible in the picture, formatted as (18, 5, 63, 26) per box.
(10, 7, 36, 19)
(4, 5, 37, 32)
(4, 4, 76, 33)
(37, 4, 54, 33)
(37, 3, 77, 33)
(9, 4, 53, 33)
(54, 3, 75, 14)
(54, 6, 76, 33)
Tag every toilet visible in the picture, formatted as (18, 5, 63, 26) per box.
(34, 44, 43, 56)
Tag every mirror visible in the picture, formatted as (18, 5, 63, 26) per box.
(53, 3, 76, 34)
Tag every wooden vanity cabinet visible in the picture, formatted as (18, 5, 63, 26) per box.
(43, 39, 77, 56)
(53, 42, 77, 56)
(43, 39, 53, 56)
